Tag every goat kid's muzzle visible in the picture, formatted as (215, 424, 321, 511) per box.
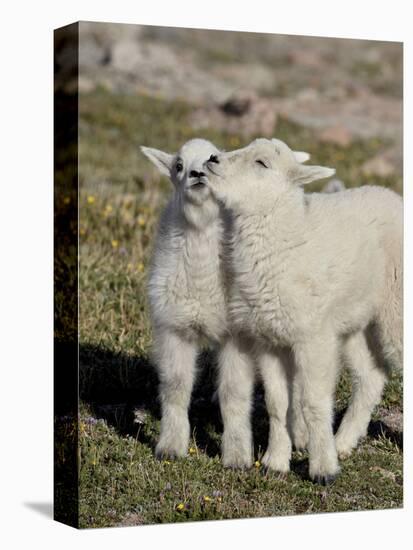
(186, 176, 209, 189)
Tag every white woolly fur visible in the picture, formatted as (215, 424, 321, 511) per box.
(142, 139, 258, 465)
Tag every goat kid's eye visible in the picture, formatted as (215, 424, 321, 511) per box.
(176, 162, 183, 173)
(256, 160, 268, 168)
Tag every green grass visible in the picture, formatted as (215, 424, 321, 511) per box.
(79, 405, 402, 528)
(76, 89, 403, 528)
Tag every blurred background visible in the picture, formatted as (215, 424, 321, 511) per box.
(56, 21, 403, 183)
(55, 22, 403, 528)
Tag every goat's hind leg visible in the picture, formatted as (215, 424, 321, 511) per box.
(154, 329, 198, 459)
(336, 330, 387, 458)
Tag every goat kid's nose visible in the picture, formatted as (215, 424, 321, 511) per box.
(190, 170, 205, 178)
(208, 154, 219, 164)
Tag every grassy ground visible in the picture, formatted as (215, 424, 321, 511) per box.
(77, 89, 403, 528)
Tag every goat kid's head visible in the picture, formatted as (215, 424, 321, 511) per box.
(141, 139, 220, 207)
(203, 138, 335, 211)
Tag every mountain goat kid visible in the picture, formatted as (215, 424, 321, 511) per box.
(142, 138, 261, 465)
(204, 138, 402, 483)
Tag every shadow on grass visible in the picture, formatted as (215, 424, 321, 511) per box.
(80, 344, 159, 446)
(80, 344, 228, 457)
(80, 343, 275, 459)
(80, 343, 402, 479)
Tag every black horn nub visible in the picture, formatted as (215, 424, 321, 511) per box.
(209, 154, 219, 164)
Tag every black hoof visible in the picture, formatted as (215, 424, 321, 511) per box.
(261, 465, 288, 479)
(313, 474, 337, 486)
(155, 449, 178, 461)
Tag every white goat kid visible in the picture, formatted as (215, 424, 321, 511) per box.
(141, 139, 256, 465)
(204, 138, 402, 483)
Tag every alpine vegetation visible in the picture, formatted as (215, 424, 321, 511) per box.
(204, 138, 402, 483)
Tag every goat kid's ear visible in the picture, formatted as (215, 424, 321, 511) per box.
(293, 164, 336, 185)
(140, 146, 174, 177)
(293, 151, 311, 163)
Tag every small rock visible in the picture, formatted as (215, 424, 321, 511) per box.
(378, 408, 403, 433)
(318, 125, 353, 147)
(370, 466, 396, 482)
(111, 39, 143, 72)
(214, 64, 276, 96)
(192, 92, 277, 138)
(324, 86, 347, 101)
(221, 93, 252, 116)
(111, 40, 179, 75)
(287, 49, 324, 68)
(79, 37, 109, 68)
(296, 88, 319, 103)
(78, 75, 96, 94)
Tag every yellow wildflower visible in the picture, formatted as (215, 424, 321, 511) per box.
(111, 239, 119, 249)
(189, 447, 196, 455)
(203, 496, 212, 502)
(137, 262, 144, 272)
(137, 215, 146, 227)
(87, 195, 96, 205)
(163, 460, 171, 465)
(254, 460, 261, 468)
(176, 503, 185, 511)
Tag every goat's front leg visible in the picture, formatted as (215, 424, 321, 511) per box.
(154, 329, 198, 459)
(294, 333, 340, 484)
(258, 349, 292, 473)
(218, 338, 255, 469)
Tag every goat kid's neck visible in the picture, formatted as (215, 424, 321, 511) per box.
(232, 187, 306, 239)
(178, 195, 221, 233)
